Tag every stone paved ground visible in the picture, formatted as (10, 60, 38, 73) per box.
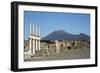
(24, 48, 90, 62)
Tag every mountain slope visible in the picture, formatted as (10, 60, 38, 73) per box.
(42, 30, 90, 41)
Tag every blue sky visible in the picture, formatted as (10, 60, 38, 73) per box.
(24, 11, 90, 40)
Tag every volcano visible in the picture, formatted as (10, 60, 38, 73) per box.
(42, 30, 90, 41)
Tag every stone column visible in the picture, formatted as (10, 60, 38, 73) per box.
(29, 38, 32, 55)
(55, 40, 59, 54)
(38, 26, 40, 50)
(36, 40, 37, 50)
(32, 39, 35, 54)
(29, 23, 32, 55)
(38, 40, 40, 50)
(37, 40, 38, 50)
(34, 39, 36, 51)
(38, 26, 40, 36)
(33, 24, 34, 35)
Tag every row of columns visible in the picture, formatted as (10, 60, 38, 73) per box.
(29, 23, 41, 55)
(29, 38, 41, 55)
(29, 22, 40, 36)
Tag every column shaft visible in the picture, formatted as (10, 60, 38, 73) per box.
(37, 40, 38, 50)
(29, 38, 32, 54)
(39, 40, 40, 50)
(32, 39, 35, 54)
(34, 39, 36, 51)
(36, 40, 37, 50)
